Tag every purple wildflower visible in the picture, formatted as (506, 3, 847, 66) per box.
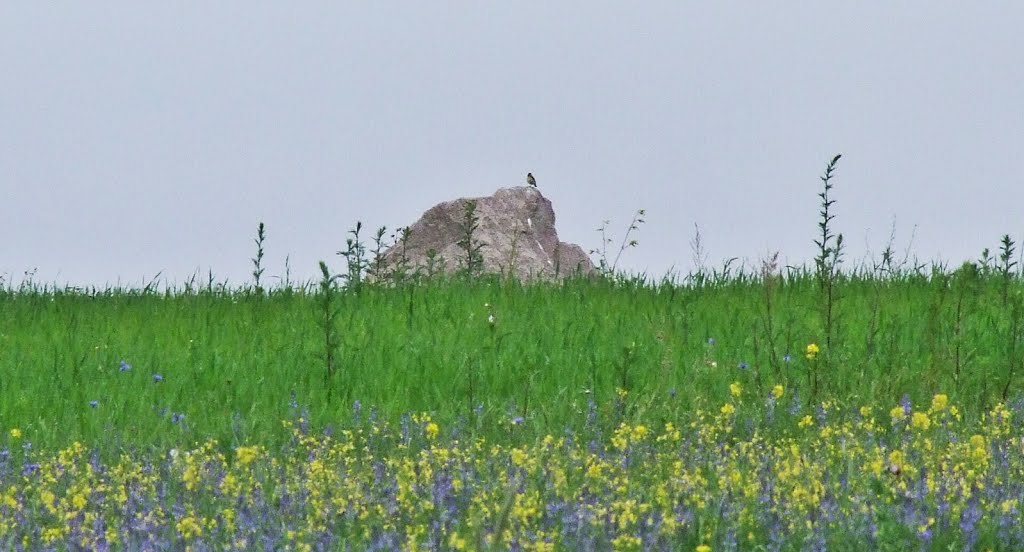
(900, 394, 912, 416)
(22, 462, 40, 477)
(788, 394, 802, 416)
(960, 490, 982, 549)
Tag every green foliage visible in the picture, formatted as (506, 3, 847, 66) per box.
(590, 209, 646, 276)
(336, 221, 368, 292)
(457, 200, 486, 277)
(2, 268, 1024, 451)
(250, 222, 267, 295)
(317, 261, 342, 404)
(813, 154, 843, 402)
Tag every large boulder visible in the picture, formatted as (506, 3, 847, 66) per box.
(383, 186, 595, 280)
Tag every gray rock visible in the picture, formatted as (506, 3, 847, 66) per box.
(383, 186, 595, 280)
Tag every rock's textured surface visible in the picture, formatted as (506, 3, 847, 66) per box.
(383, 186, 594, 280)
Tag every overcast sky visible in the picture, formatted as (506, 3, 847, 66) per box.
(2, 4, 1022, 287)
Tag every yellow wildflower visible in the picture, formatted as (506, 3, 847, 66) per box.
(510, 448, 528, 467)
(611, 534, 642, 550)
(41, 527, 65, 544)
(71, 492, 88, 510)
(931, 394, 949, 412)
(9, 428, 21, 439)
(730, 382, 742, 398)
(425, 422, 439, 440)
(950, 405, 961, 420)
(696, 545, 712, 552)
(805, 343, 820, 360)
(970, 434, 988, 463)
(888, 450, 905, 470)
(799, 415, 814, 428)
(772, 385, 784, 399)
(448, 531, 467, 550)
(176, 514, 204, 539)
(911, 412, 931, 431)
(890, 406, 906, 422)
(720, 403, 735, 416)
(221, 473, 239, 496)
(235, 446, 259, 467)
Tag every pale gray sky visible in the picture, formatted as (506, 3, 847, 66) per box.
(3, 4, 1022, 287)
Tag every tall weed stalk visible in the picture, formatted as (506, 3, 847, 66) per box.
(812, 153, 843, 401)
(251, 222, 267, 295)
(318, 261, 342, 404)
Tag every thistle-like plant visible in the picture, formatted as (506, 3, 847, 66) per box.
(318, 261, 342, 404)
(337, 222, 368, 292)
(457, 200, 486, 278)
(999, 234, 1018, 305)
(368, 226, 390, 283)
(392, 226, 413, 283)
(251, 222, 266, 295)
(812, 153, 843, 399)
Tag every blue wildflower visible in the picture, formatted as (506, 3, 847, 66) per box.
(119, 360, 132, 372)
(89, 400, 99, 408)
(511, 416, 525, 425)
(171, 413, 185, 424)
(152, 374, 163, 382)
(738, 362, 749, 370)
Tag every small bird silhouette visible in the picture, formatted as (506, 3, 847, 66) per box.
(526, 172, 537, 187)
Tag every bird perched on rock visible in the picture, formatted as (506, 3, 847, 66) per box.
(526, 172, 537, 187)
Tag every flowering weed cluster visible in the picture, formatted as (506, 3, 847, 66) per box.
(2, 395, 1022, 550)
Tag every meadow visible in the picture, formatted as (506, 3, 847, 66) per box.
(2, 261, 1024, 451)
(3, 157, 1024, 549)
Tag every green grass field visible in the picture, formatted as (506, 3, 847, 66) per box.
(3, 265, 1022, 452)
